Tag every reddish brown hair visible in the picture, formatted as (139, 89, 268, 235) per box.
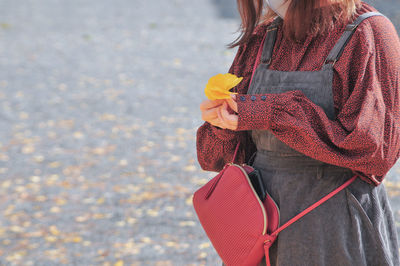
(229, 0, 361, 48)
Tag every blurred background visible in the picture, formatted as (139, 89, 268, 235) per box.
(0, 0, 399, 265)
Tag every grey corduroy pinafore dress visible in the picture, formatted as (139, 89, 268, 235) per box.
(223, 12, 399, 266)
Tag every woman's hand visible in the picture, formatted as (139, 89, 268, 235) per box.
(200, 95, 238, 130)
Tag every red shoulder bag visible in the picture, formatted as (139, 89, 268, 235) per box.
(192, 141, 357, 266)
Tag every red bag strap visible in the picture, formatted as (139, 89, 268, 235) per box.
(249, 29, 268, 89)
(264, 174, 357, 266)
(231, 141, 241, 164)
(232, 21, 275, 164)
(271, 174, 357, 237)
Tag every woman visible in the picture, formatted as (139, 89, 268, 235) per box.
(196, 0, 400, 265)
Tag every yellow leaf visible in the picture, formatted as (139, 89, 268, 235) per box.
(184, 165, 196, 172)
(45, 235, 57, 242)
(166, 241, 177, 247)
(50, 206, 61, 213)
(114, 260, 124, 266)
(22, 145, 35, 154)
(49, 225, 60, 236)
(198, 242, 211, 249)
(145, 177, 154, 183)
(141, 237, 152, 243)
(101, 113, 116, 121)
(185, 195, 193, 206)
(30, 176, 41, 183)
(73, 131, 84, 139)
(179, 221, 195, 227)
(72, 236, 82, 243)
(10, 226, 24, 233)
(75, 214, 90, 222)
(198, 252, 208, 259)
(33, 155, 44, 163)
(19, 112, 29, 119)
(48, 161, 61, 168)
(127, 217, 137, 224)
(35, 195, 46, 201)
(55, 198, 67, 205)
(93, 213, 106, 219)
(2, 181, 11, 189)
(146, 209, 159, 217)
(165, 206, 175, 212)
(204, 73, 242, 100)
(96, 197, 105, 204)
(60, 180, 72, 188)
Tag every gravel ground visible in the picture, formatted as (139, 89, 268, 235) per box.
(0, 0, 399, 265)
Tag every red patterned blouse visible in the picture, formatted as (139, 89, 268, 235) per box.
(196, 2, 400, 186)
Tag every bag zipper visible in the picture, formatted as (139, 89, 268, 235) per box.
(232, 163, 268, 235)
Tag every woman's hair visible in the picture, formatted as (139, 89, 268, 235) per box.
(228, 0, 361, 48)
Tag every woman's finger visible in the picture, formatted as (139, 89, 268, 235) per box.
(200, 99, 224, 111)
(216, 103, 234, 130)
(216, 106, 227, 129)
(201, 107, 219, 122)
(208, 117, 225, 129)
(219, 102, 238, 130)
(226, 96, 238, 113)
(221, 102, 238, 124)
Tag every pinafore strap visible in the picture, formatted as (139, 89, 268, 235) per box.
(260, 16, 283, 66)
(325, 11, 387, 66)
(257, 12, 386, 72)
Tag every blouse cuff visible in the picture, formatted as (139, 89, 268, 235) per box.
(236, 94, 278, 131)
